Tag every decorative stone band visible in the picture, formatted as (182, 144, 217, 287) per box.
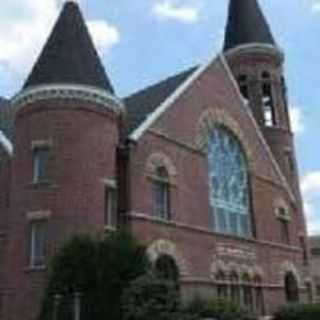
(26, 210, 52, 221)
(224, 43, 284, 63)
(11, 84, 125, 114)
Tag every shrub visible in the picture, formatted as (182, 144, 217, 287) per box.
(273, 304, 320, 320)
(183, 296, 256, 320)
(121, 273, 182, 320)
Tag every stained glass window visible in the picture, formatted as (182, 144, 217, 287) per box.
(208, 126, 251, 237)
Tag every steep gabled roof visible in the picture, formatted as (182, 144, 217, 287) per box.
(124, 67, 198, 133)
(23, 1, 114, 93)
(223, 0, 276, 52)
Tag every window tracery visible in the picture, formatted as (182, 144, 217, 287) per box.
(208, 126, 251, 237)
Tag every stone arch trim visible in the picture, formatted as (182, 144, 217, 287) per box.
(252, 266, 265, 281)
(280, 261, 301, 287)
(146, 239, 189, 276)
(228, 262, 242, 276)
(209, 256, 265, 283)
(146, 152, 177, 184)
(195, 108, 253, 168)
(210, 259, 230, 280)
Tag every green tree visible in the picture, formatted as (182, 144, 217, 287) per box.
(39, 229, 150, 320)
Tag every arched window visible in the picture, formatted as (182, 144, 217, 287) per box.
(242, 273, 253, 311)
(254, 275, 265, 315)
(285, 272, 299, 303)
(261, 71, 276, 127)
(154, 254, 180, 291)
(230, 272, 240, 304)
(208, 126, 251, 237)
(216, 270, 228, 300)
(153, 167, 170, 220)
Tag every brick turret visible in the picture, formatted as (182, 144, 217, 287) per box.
(3, 2, 123, 319)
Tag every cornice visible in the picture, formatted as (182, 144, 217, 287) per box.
(11, 84, 124, 114)
(224, 43, 284, 63)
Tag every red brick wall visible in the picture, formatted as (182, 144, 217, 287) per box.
(128, 57, 308, 314)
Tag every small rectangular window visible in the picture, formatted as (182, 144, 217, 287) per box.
(279, 219, 290, 244)
(104, 187, 117, 228)
(299, 236, 308, 266)
(30, 220, 47, 267)
(285, 152, 295, 173)
(154, 182, 170, 219)
(33, 147, 49, 183)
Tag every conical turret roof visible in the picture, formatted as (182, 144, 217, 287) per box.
(223, 0, 276, 52)
(23, 1, 114, 93)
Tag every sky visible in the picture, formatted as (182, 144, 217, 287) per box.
(0, 0, 319, 235)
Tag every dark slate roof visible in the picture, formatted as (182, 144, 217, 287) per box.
(223, 0, 276, 52)
(23, 1, 114, 93)
(124, 66, 198, 134)
(0, 98, 15, 141)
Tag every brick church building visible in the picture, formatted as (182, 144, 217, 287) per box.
(0, 0, 311, 319)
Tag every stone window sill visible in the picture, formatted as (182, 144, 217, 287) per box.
(104, 225, 117, 232)
(24, 265, 47, 273)
(28, 181, 59, 189)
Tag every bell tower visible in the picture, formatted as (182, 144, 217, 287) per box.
(223, 0, 299, 196)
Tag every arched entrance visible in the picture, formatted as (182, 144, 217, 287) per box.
(154, 254, 180, 285)
(284, 272, 299, 303)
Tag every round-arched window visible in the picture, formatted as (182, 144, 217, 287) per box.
(208, 126, 251, 237)
(154, 254, 179, 283)
(285, 272, 299, 303)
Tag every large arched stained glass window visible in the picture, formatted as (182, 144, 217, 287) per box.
(208, 126, 251, 237)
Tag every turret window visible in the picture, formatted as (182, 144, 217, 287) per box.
(30, 220, 48, 267)
(261, 72, 276, 127)
(32, 146, 50, 183)
(104, 184, 117, 229)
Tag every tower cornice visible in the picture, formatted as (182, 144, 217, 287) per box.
(11, 84, 124, 114)
(224, 43, 284, 64)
